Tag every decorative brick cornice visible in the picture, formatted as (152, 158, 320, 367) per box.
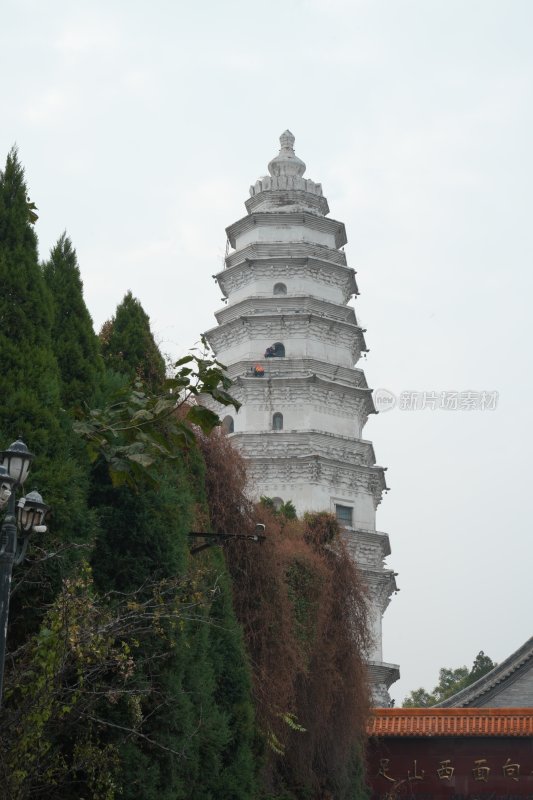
(367, 662, 401, 701)
(226, 212, 347, 249)
(358, 568, 398, 612)
(349, 528, 392, 558)
(225, 242, 347, 269)
(342, 530, 392, 570)
(231, 430, 377, 467)
(222, 375, 375, 423)
(246, 187, 329, 216)
(215, 294, 357, 326)
(217, 256, 358, 303)
(225, 358, 370, 390)
(249, 174, 325, 199)
(241, 454, 387, 507)
(204, 313, 367, 364)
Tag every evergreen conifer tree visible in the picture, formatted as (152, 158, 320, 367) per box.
(0, 148, 61, 445)
(99, 291, 166, 392)
(91, 296, 255, 798)
(0, 149, 96, 638)
(0, 149, 255, 799)
(43, 233, 103, 410)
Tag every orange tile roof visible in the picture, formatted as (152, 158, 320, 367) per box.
(368, 708, 533, 737)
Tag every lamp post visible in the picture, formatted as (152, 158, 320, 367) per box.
(0, 439, 48, 706)
(188, 524, 266, 555)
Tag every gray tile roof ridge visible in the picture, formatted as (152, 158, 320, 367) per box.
(436, 636, 533, 707)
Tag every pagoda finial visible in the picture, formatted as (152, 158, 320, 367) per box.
(279, 129, 295, 149)
(268, 130, 306, 178)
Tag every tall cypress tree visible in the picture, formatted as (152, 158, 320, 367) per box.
(0, 148, 61, 445)
(43, 233, 104, 410)
(0, 149, 97, 639)
(91, 295, 256, 799)
(99, 291, 166, 392)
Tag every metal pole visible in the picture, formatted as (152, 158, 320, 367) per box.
(0, 491, 17, 707)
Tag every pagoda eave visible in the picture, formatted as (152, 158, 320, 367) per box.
(226, 212, 347, 250)
(245, 187, 330, 216)
(225, 358, 371, 390)
(230, 429, 378, 467)
(216, 256, 359, 302)
(204, 313, 367, 349)
(214, 295, 358, 326)
(225, 242, 348, 269)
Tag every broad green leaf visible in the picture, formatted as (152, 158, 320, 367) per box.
(186, 405, 221, 433)
(173, 355, 194, 367)
(127, 453, 155, 467)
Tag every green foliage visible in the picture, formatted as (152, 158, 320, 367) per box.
(403, 650, 496, 707)
(260, 496, 297, 520)
(470, 650, 495, 682)
(74, 345, 240, 489)
(88, 451, 256, 799)
(402, 687, 437, 708)
(0, 149, 97, 644)
(99, 291, 167, 392)
(43, 233, 104, 410)
(85, 320, 253, 798)
(286, 559, 322, 652)
(0, 148, 61, 441)
(0, 562, 219, 799)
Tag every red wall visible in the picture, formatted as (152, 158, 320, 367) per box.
(367, 736, 533, 799)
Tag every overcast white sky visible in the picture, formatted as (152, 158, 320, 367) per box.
(2, 0, 532, 704)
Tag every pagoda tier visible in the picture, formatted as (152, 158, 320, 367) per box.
(204, 131, 399, 705)
(224, 372, 375, 438)
(214, 294, 359, 326)
(226, 242, 348, 268)
(217, 255, 358, 306)
(232, 431, 382, 477)
(204, 313, 367, 368)
(226, 212, 347, 250)
(225, 358, 369, 387)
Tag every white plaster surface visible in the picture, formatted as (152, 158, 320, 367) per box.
(204, 132, 399, 705)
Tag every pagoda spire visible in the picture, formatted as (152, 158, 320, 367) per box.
(268, 130, 306, 178)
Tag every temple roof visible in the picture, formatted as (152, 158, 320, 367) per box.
(436, 636, 533, 708)
(368, 707, 533, 737)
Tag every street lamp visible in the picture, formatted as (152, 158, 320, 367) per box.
(0, 439, 49, 706)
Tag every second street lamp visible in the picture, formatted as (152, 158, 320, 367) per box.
(0, 439, 49, 706)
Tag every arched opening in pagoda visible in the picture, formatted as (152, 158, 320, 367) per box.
(273, 282, 287, 295)
(272, 412, 283, 431)
(222, 415, 234, 434)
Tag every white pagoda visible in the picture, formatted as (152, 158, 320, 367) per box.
(205, 131, 399, 705)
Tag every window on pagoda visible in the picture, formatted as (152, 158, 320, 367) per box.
(272, 412, 283, 431)
(273, 282, 287, 295)
(335, 504, 353, 527)
(222, 415, 234, 434)
(264, 342, 285, 358)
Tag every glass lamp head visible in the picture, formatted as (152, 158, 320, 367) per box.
(18, 489, 49, 533)
(0, 439, 34, 485)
